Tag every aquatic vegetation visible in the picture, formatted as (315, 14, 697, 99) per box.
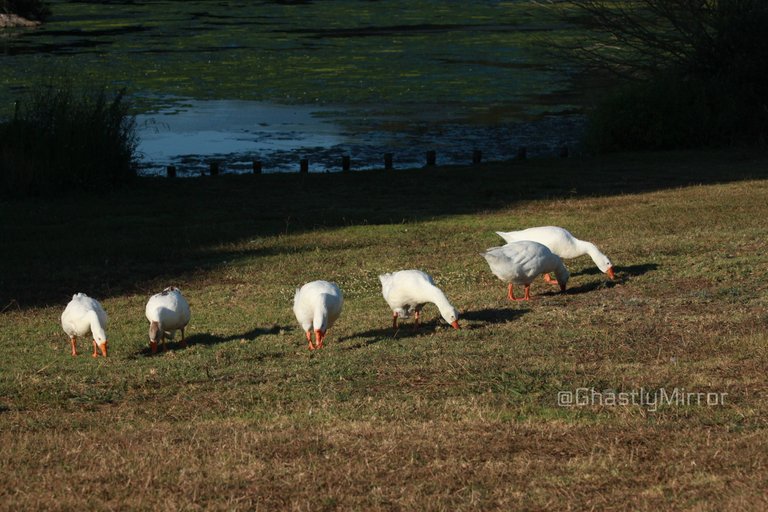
(1, 2, 579, 115)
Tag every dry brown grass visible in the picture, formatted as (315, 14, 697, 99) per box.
(2, 415, 766, 510)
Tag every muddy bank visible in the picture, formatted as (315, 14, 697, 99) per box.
(0, 14, 40, 28)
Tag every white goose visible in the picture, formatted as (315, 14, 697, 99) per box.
(481, 241, 569, 301)
(293, 280, 343, 350)
(145, 287, 191, 353)
(379, 270, 460, 329)
(496, 226, 615, 281)
(61, 293, 108, 357)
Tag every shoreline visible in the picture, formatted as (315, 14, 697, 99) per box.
(0, 13, 40, 28)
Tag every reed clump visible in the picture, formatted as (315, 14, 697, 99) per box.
(0, 85, 138, 196)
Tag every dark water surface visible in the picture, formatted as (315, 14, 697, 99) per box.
(1, 1, 587, 174)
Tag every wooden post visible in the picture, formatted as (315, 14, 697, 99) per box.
(300, 159, 309, 174)
(426, 150, 436, 167)
(252, 161, 262, 174)
(166, 165, 176, 178)
(210, 161, 219, 176)
(560, 146, 569, 158)
(342, 155, 350, 172)
(384, 153, 393, 171)
(472, 149, 482, 165)
(517, 147, 527, 160)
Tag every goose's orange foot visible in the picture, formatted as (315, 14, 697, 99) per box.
(523, 285, 532, 301)
(508, 284, 532, 301)
(305, 331, 315, 350)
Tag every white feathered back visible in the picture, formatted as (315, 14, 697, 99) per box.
(61, 293, 108, 343)
(293, 280, 343, 333)
(145, 287, 191, 335)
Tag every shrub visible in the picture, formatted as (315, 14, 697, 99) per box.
(0, 85, 138, 196)
(583, 73, 764, 152)
(566, 0, 768, 152)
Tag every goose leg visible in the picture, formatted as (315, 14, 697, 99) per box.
(414, 310, 420, 330)
(543, 273, 559, 286)
(69, 336, 77, 356)
(306, 330, 316, 350)
(508, 283, 531, 301)
(179, 328, 187, 348)
(314, 329, 324, 350)
(392, 313, 398, 329)
(149, 321, 159, 354)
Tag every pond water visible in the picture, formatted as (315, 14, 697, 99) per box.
(1, 1, 588, 175)
(134, 99, 585, 175)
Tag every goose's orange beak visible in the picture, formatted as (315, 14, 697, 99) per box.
(606, 266, 615, 280)
(100, 341, 108, 357)
(450, 321, 460, 330)
(150, 341, 158, 354)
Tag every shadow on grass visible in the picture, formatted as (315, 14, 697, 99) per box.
(571, 262, 659, 279)
(551, 262, 660, 295)
(559, 281, 614, 296)
(133, 325, 287, 357)
(338, 307, 527, 348)
(1, 148, 760, 309)
(617, 262, 659, 278)
(461, 307, 527, 326)
(337, 320, 459, 349)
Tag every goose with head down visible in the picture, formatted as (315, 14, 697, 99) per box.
(61, 293, 108, 357)
(496, 226, 615, 283)
(481, 241, 569, 301)
(293, 280, 343, 350)
(379, 269, 460, 330)
(145, 286, 191, 354)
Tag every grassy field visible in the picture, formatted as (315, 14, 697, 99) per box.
(1, 150, 767, 510)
